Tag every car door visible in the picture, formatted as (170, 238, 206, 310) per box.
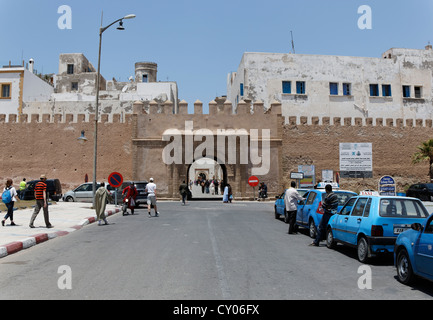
(296, 191, 309, 225)
(333, 197, 357, 242)
(415, 216, 433, 277)
(74, 183, 94, 202)
(276, 191, 286, 216)
(344, 198, 370, 245)
(301, 191, 317, 225)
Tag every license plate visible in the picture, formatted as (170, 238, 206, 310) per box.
(393, 224, 410, 234)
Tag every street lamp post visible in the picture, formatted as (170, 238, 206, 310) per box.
(93, 14, 136, 201)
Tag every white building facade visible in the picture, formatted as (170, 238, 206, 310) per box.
(0, 63, 54, 119)
(227, 46, 433, 125)
(22, 54, 179, 121)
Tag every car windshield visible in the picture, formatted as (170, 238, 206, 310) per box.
(379, 198, 429, 218)
(321, 192, 356, 206)
(135, 183, 148, 190)
(427, 184, 433, 191)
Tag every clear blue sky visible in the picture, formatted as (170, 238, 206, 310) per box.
(1, 0, 432, 111)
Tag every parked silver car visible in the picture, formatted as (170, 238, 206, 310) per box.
(63, 183, 96, 202)
(63, 182, 118, 202)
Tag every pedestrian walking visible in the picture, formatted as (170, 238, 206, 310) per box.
(146, 177, 159, 217)
(122, 182, 138, 215)
(223, 184, 229, 203)
(284, 181, 306, 234)
(310, 184, 338, 246)
(29, 175, 53, 228)
(179, 180, 188, 205)
(94, 182, 113, 225)
(2, 179, 19, 226)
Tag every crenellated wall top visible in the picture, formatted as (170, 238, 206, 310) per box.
(1, 99, 432, 127)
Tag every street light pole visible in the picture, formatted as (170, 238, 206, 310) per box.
(92, 14, 136, 202)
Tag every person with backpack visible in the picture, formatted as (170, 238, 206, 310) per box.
(2, 179, 19, 226)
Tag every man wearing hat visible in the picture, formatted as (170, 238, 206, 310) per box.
(29, 174, 53, 228)
(145, 177, 159, 217)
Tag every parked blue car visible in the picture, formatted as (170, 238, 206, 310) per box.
(326, 196, 430, 263)
(274, 189, 309, 223)
(394, 213, 433, 285)
(296, 189, 357, 238)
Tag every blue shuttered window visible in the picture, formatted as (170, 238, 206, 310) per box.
(403, 85, 411, 98)
(296, 81, 306, 94)
(370, 84, 379, 97)
(282, 81, 291, 94)
(330, 83, 338, 95)
(382, 85, 392, 97)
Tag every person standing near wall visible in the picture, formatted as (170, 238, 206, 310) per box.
(19, 178, 26, 200)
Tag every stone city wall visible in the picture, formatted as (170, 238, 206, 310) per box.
(0, 99, 431, 197)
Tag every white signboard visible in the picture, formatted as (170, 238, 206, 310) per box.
(339, 143, 373, 178)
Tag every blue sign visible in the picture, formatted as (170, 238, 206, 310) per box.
(379, 176, 395, 185)
(378, 176, 396, 196)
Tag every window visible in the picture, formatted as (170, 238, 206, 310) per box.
(340, 198, 357, 216)
(363, 198, 372, 217)
(343, 83, 351, 96)
(382, 84, 392, 97)
(415, 86, 422, 98)
(305, 192, 317, 205)
(403, 85, 411, 98)
(369, 84, 379, 97)
(142, 74, 148, 83)
(71, 82, 78, 91)
(296, 81, 306, 94)
(329, 83, 338, 95)
(240, 83, 244, 96)
(351, 198, 368, 217)
(380, 199, 429, 218)
(282, 81, 291, 94)
(67, 64, 74, 75)
(0, 83, 11, 99)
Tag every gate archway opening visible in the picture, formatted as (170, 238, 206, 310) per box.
(187, 157, 228, 200)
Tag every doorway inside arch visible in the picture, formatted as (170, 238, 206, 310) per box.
(187, 157, 227, 199)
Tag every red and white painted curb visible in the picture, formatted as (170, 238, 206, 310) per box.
(0, 208, 120, 258)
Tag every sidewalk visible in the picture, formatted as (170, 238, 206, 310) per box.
(0, 201, 120, 258)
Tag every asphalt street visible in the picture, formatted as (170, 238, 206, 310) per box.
(0, 201, 432, 300)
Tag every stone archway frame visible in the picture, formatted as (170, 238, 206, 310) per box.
(131, 99, 283, 200)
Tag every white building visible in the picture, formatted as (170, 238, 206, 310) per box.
(227, 45, 433, 125)
(23, 54, 179, 121)
(0, 60, 54, 119)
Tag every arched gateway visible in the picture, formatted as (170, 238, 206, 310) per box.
(131, 99, 283, 200)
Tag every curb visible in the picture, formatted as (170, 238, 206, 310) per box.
(0, 208, 120, 259)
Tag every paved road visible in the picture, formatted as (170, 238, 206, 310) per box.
(0, 201, 432, 300)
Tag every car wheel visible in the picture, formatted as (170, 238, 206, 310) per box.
(326, 228, 336, 249)
(65, 196, 74, 202)
(357, 236, 370, 263)
(274, 206, 279, 220)
(309, 219, 316, 239)
(396, 249, 416, 285)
